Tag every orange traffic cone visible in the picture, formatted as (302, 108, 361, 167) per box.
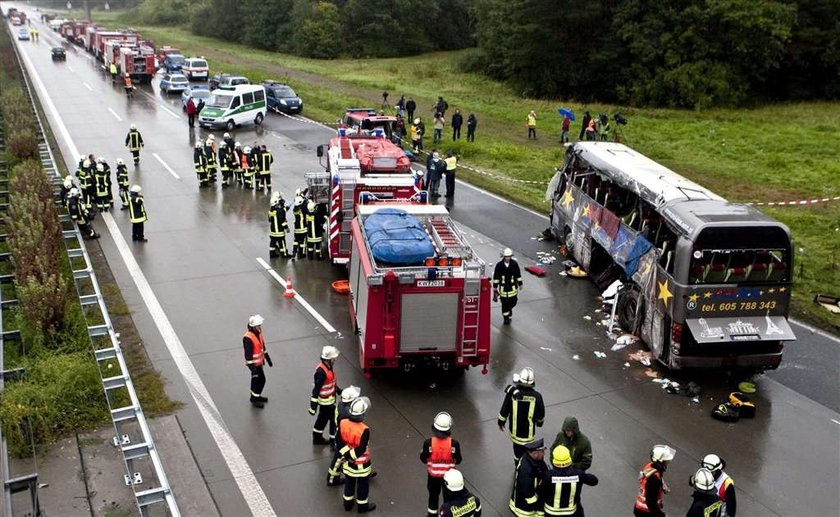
(284, 277, 296, 298)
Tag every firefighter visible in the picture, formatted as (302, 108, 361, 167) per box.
(306, 200, 325, 260)
(67, 188, 99, 239)
(241, 146, 254, 189)
(109, 62, 118, 83)
(509, 438, 548, 517)
(194, 142, 208, 187)
(123, 73, 134, 97)
(94, 163, 111, 211)
(60, 175, 75, 207)
(243, 314, 273, 408)
(339, 397, 375, 513)
(541, 445, 598, 517)
(99, 157, 114, 209)
(292, 195, 308, 259)
(116, 158, 130, 210)
(493, 248, 523, 324)
(439, 469, 481, 517)
(223, 132, 235, 151)
(498, 367, 545, 464)
(75, 154, 86, 178)
(250, 144, 263, 189)
(218, 141, 231, 187)
(268, 192, 291, 258)
(77, 159, 95, 214)
(233, 142, 244, 185)
(698, 454, 736, 517)
(686, 468, 723, 517)
(204, 135, 218, 183)
(311, 345, 340, 444)
(125, 124, 144, 164)
(420, 412, 462, 516)
(633, 444, 675, 517)
(327, 385, 361, 486)
(85, 155, 98, 213)
(257, 144, 273, 191)
(128, 185, 147, 242)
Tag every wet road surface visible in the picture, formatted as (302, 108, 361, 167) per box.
(12, 15, 840, 517)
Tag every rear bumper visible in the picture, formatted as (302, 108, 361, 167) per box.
(198, 119, 226, 129)
(672, 350, 783, 370)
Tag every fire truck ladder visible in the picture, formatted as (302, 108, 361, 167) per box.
(338, 177, 357, 256)
(460, 264, 483, 358)
(428, 217, 467, 257)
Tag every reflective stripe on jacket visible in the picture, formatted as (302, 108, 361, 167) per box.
(426, 436, 455, 477)
(243, 330, 265, 366)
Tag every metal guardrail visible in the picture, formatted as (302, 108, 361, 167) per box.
(6, 26, 180, 517)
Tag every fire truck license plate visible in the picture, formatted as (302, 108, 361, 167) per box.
(416, 280, 445, 287)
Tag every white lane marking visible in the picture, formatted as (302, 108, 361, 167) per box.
(83, 81, 93, 91)
(832, 419, 840, 425)
(153, 153, 181, 180)
(86, 54, 93, 61)
(161, 106, 181, 120)
(790, 319, 840, 344)
(17, 36, 277, 517)
(67, 65, 75, 73)
(107, 107, 123, 122)
(256, 257, 337, 333)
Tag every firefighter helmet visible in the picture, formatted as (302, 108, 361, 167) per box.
(307, 200, 316, 213)
(443, 469, 464, 492)
(63, 175, 73, 187)
(235, 141, 242, 148)
(701, 454, 724, 474)
(321, 345, 340, 360)
(79, 154, 86, 162)
(414, 118, 421, 125)
(223, 132, 231, 139)
(341, 385, 361, 404)
(349, 396, 370, 418)
(130, 124, 136, 130)
(552, 445, 572, 467)
(130, 185, 142, 193)
(248, 314, 264, 327)
(195, 142, 203, 149)
(433, 412, 452, 432)
(96, 163, 104, 172)
(270, 192, 281, 206)
(69, 187, 79, 197)
(205, 138, 213, 146)
(502, 248, 513, 257)
(693, 468, 716, 492)
(416, 169, 424, 177)
(83, 159, 91, 168)
(650, 444, 676, 463)
(244, 146, 252, 154)
(219, 141, 227, 148)
(294, 196, 304, 208)
(116, 158, 125, 165)
(514, 367, 535, 387)
(208, 134, 215, 140)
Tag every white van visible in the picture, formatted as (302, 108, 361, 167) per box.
(182, 57, 209, 81)
(199, 85, 267, 131)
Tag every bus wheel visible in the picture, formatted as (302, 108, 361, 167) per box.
(616, 287, 642, 334)
(563, 227, 575, 255)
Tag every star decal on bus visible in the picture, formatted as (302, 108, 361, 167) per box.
(657, 280, 673, 307)
(703, 291, 712, 299)
(688, 293, 699, 303)
(581, 203, 591, 218)
(562, 190, 575, 207)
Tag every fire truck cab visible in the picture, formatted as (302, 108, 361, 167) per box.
(348, 203, 492, 374)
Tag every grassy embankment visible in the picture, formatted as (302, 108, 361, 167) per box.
(89, 11, 840, 333)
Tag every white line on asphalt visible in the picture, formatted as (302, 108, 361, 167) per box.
(256, 257, 337, 333)
(67, 65, 75, 73)
(107, 107, 123, 122)
(161, 106, 181, 120)
(17, 38, 278, 517)
(790, 319, 840, 344)
(832, 419, 840, 425)
(153, 153, 181, 180)
(82, 81, 93, 91)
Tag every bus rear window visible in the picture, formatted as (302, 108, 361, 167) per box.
(690, 249, 789, 284)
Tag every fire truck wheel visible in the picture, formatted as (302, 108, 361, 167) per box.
(255, 113, 264, 125)
(225, 119, 235, 132)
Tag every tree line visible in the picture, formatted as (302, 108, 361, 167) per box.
(125, 0, 838, 107)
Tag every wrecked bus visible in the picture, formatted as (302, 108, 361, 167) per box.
(548, 142, 795, 370)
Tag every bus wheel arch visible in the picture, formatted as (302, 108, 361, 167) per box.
(616, 285, 643, 335)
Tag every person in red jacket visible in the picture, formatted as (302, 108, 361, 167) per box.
(634, 445, 675, 517)
(420, 412, 463, 516)
(243, 315, 272, 408)
(186, 97, 197, 127)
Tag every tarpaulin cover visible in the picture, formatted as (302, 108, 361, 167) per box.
(363, 208, 435, 265)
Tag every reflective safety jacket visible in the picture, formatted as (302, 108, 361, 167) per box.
(128, 194, 147, 223)
(339, 420, 371, 476)
(293, 206, 308, 235)
(194, 148, 207, 173)
(307, 205, 325, 243)
(94, 169, 110, 196)
(634, 462, 665, 517)
(540, 465, 598, 516)
(498, 386, 545, 445)
(686, 490, 722, 517)
(439, 489, 481, 517)
(445, 155, 457, 172)
(420, 436, 462, 478)
(243, 330, 265, 367)
(493, 259, 523, 298)
(116, 164, 129, 188)
(714, 472, 736, 517)
(312, 361, 337, 405)
(260, 149, 273, 175)
(125, 130, 143, 151)
(268, 204, 289, 237)
(67, 196, 88, 223)
(510, 453, 548, 517)
(218, 147, 230, 172)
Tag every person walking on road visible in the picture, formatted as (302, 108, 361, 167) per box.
(420, 412, 463, 516)
(406, 97, 417, 122)
(579, 112, 592, 141)
(451, 109, 463, 141)
(439, 469, 481, 517)
(292, 195, 308, 259)
(128, 185, 147, 242)
(498, 367, 545, 464)
(67, 188, 99, 239)
(268, 192, 291, 258)
(257, 145, 273, 191)
(466, 113, 477, 142)
(550, 416, 593, 471)
(686, 468, 723, 517)
(194, 142, 208, 187)
(123, 73, 134, 98)
(633, 445, 675, 517)
(339, 397, 376, 513)
(541, 445, 598, 517)
(243, 314, 272, 408)
(444, 150, 457, 198)
(509, 438, 548, 517)
(125, 124, 144, 164)
(311, 346, 340, 444)
(493, 248, 523, 324)
(527, 110, 538, 139)
(327, 386, 362, 486)
(186, 97, 197, 127)
(116, 158, 130, 210)
(699, 454, 736, 516)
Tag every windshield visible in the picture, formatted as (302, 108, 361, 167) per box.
(190, 60, 208, 68)
(169, 55, 185, 65)
(207, 93, 233, 109)
(273, 86, 296, 98)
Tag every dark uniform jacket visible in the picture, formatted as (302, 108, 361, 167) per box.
(510, 453, 548, 515)
(268, 204, 289, 236)
(493, 259, 523, 296)
(439, 488, 481, 517)
(550, 417, 593, 471)
(686, 491, 722, 517)
(540, 465, 598, 516)
(498, 385, 545, 444)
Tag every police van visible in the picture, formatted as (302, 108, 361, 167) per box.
(198, 84, 267, 131)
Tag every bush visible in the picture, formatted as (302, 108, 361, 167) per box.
(6, 130, 39, 163)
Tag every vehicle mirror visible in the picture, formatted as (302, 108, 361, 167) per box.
(317, 145, 324, 158)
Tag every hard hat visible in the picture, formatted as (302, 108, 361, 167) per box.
(502, 248, 513, 257)
(416, 170, 424, 176)
(515, 367, 535, 387)
(341, 385, 361, 404)
(116, 158, 124, 165)
(552, 445, 572, 467)
(69, 187, 79, 196)
(244, 146, 251, 154)
(195, 142, 203, 148)
(307, 200, 316, 213)
(693, 468, 716, 492)
(650, 444, 676, 463)
(701, 454, 723, 474)
(413, 118, 420, 125)
(208, 134, 215, 140)
(321, 345, 340, 360)
(433, 412, 453, 432)
(249, 314, 264, 327)
(219, 141, 227, 147)
(130, 184, 142, 193)
(64, 174, 73, 184)
(443, 469, 464, 492)
(83, 159, 91, 167)
(294, 196, 304, 207)
(349, 396, 370, 418)
(96, 163, 104, 171)
(130, 124, 136, 130)
(223, 132, 230, 138)
(270, 192, 281, 205)
(235, 141, 241, 147)
(79, 154, 86, 162)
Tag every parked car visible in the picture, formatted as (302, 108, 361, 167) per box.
(17, 28, 30, 41)
(181, 85, 211, 110)
(50, 47, 66, 61)
(163, 53, 186, 73)
(160, 73, 189, 94)
(182, 57, 209, 81)
(263, 81, 303, 114)
(209, 73, 250, 90)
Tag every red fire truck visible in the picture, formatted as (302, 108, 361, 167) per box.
(117, 45, 156, 83)
(92, 31, 139, 61)
(155, 46, 181, 69)
(60, 20, 90, 44)
(308, 126, 419, 264)
(348, 203, 492, 374)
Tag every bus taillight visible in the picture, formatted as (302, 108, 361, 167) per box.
(671, 322, 684, 344)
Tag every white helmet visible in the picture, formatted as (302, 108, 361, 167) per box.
(693, 468, 716, 492)
(79, 154, 86, 162)
(321, 345, 340, 360)
(413, 118, 420, 125)
(433, 412, 452, 432)
(235, 141, 242, 148)
(244, 146, 252, 154)
(249, 314, 264, 327)
(443, 469, 464, 492)
(208, 134, 215, 140)
(130, 184, 142, 193)
(97, 156, 105, 163)
(223, 132, 231, 138)
(130, 124, 136, 130)
(513, 367, 535, 387)
(650, 444, 676, 463)
(270, 192, 281, 205)
(416, 170, 424, 177)
(69, 187, 79, 197)
(349, 396, 370, 417)
(701, 454, 723, 474)
(96, 163, 104, 171)
(116, 158, 125, 165)
(307, 200, 316, 213)
(341, 385, 361, 404)
(502, 248, 513, 257)
(219, 141, 227, 148)
(195, 142, 203, 149)
(83, 159, 91, 168)
(64, 175, 74, 186)
(294, 196, 304, 207)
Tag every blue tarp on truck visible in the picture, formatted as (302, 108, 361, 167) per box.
(363, 208, 435, 265)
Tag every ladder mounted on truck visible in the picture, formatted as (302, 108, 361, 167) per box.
(427, 216, 470, 258)
(460, 263, 483, 358)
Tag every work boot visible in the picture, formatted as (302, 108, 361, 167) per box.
(344, 500, 354, 512)
(249, 396, 264, 408)
(312, 432, 330, 445)
(256, 395, 268, 403)
(357, 502, 376, 513)
(503, 315, 511, 325)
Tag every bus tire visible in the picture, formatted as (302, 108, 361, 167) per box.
(563, 226, 574, 255)
(616, 287, 642, 334)
(649, 314, 670, 364)
(255, 113, 264, 125)
(225, 119, 235, 131)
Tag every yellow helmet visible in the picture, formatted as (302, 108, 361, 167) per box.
(552, 445, 572, 468)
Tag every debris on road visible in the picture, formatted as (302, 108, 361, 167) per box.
(593, 351, 607, 358)
(583, 315, 592, 321)
(611, 334, 639, 351)
(572, 354, 580, 360)
(525, 265, 547, 276)
(539, 346, 553, 352)
(813, 294, 840, 314)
